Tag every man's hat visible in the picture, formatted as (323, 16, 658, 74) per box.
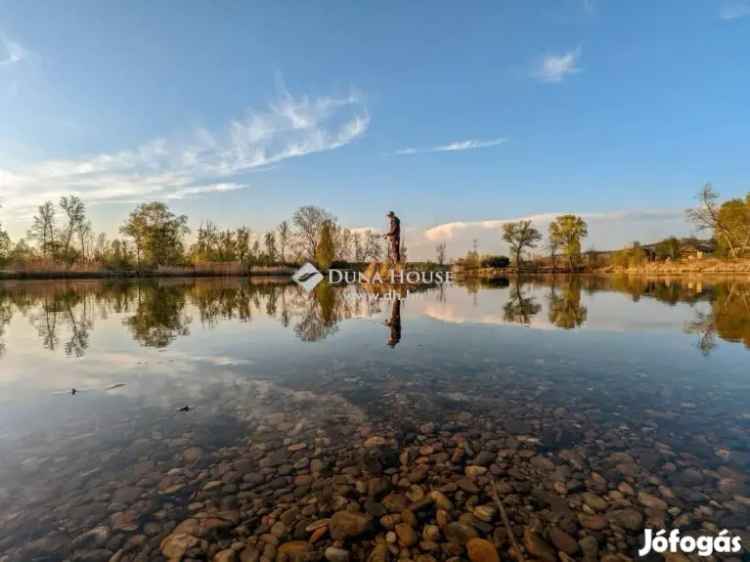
(387, 211, 396, 217)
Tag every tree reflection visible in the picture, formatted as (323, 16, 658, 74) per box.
(503, 279, 541, 325)
(0, 276, 748, 355)
(294, 282, 340, 342)
(125, 283, 191, 348)
(548, 277, 588, 329)
(0, 290, 11, 357)
(686, 282, 750, 354)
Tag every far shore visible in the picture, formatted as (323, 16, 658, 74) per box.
(0, 265, 297, 281)
(2, 257, 750, 281)
(454, 257, 750, 279)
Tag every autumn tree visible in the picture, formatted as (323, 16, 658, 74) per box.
(315, 221, 336, 269)
(549, 215, 588, 270)
(502, 220, 542, 267)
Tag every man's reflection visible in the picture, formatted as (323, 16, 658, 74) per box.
(386, 298, 402, 348)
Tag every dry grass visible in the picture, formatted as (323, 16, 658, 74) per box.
(602, 257, 750, 275)
(0, 260, 297, 279)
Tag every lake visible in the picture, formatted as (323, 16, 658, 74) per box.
(0, 276, 748, 561)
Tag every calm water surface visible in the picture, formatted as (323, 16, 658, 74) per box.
(0, 276, 748, 561)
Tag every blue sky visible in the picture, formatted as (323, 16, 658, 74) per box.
(1, 0, 749, 259)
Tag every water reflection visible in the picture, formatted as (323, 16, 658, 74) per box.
(385, 298, 402, 347)
(1, 276, 750, 355)
(547, 277, 588, 329)
(0, 276, 749, 561)
(503, 278, 541, 325)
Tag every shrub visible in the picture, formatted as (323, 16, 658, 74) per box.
(481, 256, 510, 268)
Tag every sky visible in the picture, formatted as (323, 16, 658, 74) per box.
(1, 0, 749, 260)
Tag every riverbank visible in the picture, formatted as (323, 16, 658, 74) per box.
(453, 258, 750, 279)
(598, 257, 750, 276)
(0, 264, 297, 280)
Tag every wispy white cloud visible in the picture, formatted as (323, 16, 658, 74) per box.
(165, 182, 249, 200)
(534, 47, 582, 83)
(0, 89, 368, 219)
(395, 137, 507, 156)
(719, 1, 750, 19)
(0, 36, 26, 66)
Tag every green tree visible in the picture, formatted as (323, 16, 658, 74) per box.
(655, 237, 681, 260)
(502, 220, 542, 267)
(120, 202, 189, 267)
(315, 221, 335, 269)
(549, 214, 589, 270)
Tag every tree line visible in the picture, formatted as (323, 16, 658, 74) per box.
(453, 184, 750, 270)
(0, 199, 388, 271)
(2, 183, 748, 272)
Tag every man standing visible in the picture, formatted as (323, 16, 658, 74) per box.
(384, 211, 401, 263)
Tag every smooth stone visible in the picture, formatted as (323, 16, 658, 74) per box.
(277, 541, 311, 562)
(329, 511, 372, 540)
(549, 527, 578, 555)
(443, 522, 478, 545)
(160, 533, 200, 560)
(582, 492, 608, 512)
(466, 538, 500, 562)
(608, 508, 644, 531)
(394, 523, 417, 546)
(215, 550, 237, 562)
(638, 491, 668, 511)
(579, 513, 608, 530)
(523, 528, 556, 562)
(325, 547, 350, 562)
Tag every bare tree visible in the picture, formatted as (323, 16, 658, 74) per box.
(686, 184, 741, 257)
(436, 242, 447, 265)
(277, 221, 290, 263)
(60, 196, 86, 259)
(292, 206, 336, 260)
(29, 201, 57, 258)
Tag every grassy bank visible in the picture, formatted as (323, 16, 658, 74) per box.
(0, 263, 297, 280)
(599, 257, 750, 275)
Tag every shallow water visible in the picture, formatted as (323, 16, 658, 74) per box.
(0, 276, 748, 561)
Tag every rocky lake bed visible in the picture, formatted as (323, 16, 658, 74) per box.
(0, 278, 748, 561)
